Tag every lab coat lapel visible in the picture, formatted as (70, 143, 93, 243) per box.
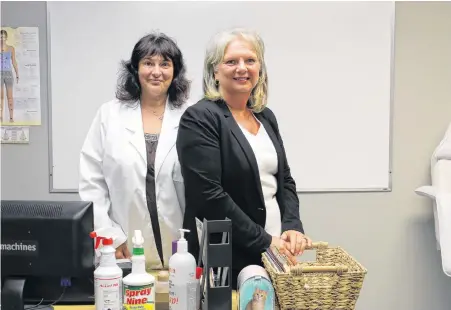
(124, 102, 146, 164)
(155, 101, 180, 179)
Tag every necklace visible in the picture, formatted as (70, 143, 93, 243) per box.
(151, 109, 165, 120)
(142, 103, 165, 120)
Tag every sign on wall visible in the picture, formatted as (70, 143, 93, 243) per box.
(1, 126, 29, 144)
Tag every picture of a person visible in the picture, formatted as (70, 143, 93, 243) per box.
(1, 29, 19, 123)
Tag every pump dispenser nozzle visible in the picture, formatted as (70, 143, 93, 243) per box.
(178, 229, 190, 240)
(177, 229, 190, 253)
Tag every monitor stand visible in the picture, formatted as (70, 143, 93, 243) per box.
(1, 276, 95, 307)
(2, 277, 26, 310)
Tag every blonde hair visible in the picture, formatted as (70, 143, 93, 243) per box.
(203, 28, 268, 113)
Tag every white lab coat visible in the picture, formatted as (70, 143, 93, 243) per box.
(415, 122, 451, 277)
(79, 98, 191, 269)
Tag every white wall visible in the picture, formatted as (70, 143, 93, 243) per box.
(2, 2, 451, 309)
(47, 1, 393, 192)
(302, 2, 451, 309)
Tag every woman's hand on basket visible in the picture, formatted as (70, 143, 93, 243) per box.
(281, 230, 313, 256)
(271, 236, 298, 265)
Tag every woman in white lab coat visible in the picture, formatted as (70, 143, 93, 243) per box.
(79, 32, 191, 270)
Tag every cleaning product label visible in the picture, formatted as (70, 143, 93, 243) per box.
(94, 276, 122, 310)
(123, 283, 155, 310)
(169, 281, 197, 310)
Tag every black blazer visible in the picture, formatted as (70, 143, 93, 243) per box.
(176, 98, 304, 288)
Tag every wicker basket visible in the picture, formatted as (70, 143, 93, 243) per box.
(262, 241, 367, 310)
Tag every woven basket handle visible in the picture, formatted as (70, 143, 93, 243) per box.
(290, 265, 348, 275)
(305, 241, 329, 250)
(290, 241, 348, 275)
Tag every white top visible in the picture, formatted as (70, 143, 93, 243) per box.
(238, 118, 282, 237)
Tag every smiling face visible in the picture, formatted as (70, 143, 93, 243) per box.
(138, 54, 174, 98)
(214, 38, 261, 98)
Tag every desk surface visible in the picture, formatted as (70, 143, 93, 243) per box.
(51, 270, 237, 309)
(53, 292, 238, 309)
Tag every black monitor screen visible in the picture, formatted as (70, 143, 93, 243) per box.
(1, 200, 95, 308)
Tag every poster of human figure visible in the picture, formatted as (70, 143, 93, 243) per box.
(0, 27, 41, 125)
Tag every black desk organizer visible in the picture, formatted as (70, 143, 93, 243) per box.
(198, 218, 232, 310)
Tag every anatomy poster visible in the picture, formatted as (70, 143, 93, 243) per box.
(1, 27, 41, 126)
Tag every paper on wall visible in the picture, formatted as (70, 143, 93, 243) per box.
(1, 26, 41, 126)
(1, 126, 29, 144)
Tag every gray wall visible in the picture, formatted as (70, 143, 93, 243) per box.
(2, 1, 451, 309)
(1, 1, 72, 201)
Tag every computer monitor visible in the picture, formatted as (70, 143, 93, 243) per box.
(1, 200, 95, 309)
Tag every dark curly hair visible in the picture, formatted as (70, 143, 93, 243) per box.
(116, 32, 190, 108)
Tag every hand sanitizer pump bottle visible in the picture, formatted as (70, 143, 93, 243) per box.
(168, 229, 197, 310)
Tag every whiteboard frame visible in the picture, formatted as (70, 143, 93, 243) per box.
(46, 2, 396, 194)
(46, 6, 72, 193)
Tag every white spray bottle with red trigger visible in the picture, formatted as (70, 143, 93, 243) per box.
(91, 233, 123, 310)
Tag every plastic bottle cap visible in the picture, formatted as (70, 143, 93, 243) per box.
(132, 230, 145, 255)
(103, 238, 113, 246)
(89, 231, 97, 238)
(172, 240, 177, 255)
(133, 247, 144, 255)
(157, 270, 169, 282)
(133, 230, 144, 245)
(196, 267, 203, 279)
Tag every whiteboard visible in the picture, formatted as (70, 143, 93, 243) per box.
(47, 1, 394, 192)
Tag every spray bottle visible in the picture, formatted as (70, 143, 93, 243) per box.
(169, 229, 197, 310)
(90, 228, 120, 266)
(123, 230, 156, 310)
(90, 231, 105, 263)
(91, 234, 123, 310)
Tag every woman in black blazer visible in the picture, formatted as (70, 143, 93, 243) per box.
(176, 28, 311, 288)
